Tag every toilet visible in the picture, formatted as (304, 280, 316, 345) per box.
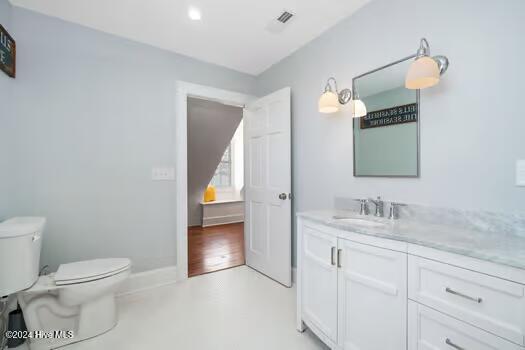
(18, 258, 131, 350)
(0, 217, 131, 350)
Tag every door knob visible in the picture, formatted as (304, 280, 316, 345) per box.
(279, 193, 287, 200)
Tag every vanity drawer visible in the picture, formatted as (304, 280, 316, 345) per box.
(408, 301, 522, 350)
(408, 255, 525, 346)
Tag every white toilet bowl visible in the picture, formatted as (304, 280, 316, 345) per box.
(18, 258, 131, 350)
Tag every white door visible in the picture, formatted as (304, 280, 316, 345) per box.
(301, 224, 338, 342)
(337, 238, 407, 350)
(244, 87, 292, 287)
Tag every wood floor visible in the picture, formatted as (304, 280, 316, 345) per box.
(188, 222, 245, 277)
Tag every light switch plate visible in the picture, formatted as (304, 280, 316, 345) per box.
(152, 167, 175, 181)
(517, 160, 525, 187)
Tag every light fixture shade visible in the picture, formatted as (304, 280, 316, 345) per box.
(351, 99, 367, 118)
(188, 7, 202, 20)
(405, 56, 440, 89)
(318, 91, 339, 113)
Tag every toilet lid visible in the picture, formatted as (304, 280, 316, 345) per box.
(55, 258, 131, 285)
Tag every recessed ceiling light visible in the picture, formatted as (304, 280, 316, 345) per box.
(188, 7, 202, 21)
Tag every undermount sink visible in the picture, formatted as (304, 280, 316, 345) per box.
(331, 215, 386, 227)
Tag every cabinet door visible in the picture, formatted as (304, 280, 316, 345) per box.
(301, 224, 338, 342)
(338, 238, 407, 350)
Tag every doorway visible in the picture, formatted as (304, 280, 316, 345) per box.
(186, 96, 245, 277)
(174, 82, 292, 286)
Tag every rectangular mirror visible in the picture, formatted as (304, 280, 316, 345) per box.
(353, 56, 419, 177)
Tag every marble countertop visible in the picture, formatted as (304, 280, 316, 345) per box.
(298, 210, 525, 271)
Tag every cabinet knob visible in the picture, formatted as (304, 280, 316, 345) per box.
(279, 193, 287, 200)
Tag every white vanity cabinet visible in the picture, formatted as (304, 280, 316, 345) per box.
(297, 218, 407, 349)
(301, 224, 338, 342)
(408, 301, 523, 350)
(297, 216, 525, 350)
(337, 238, 407, 350)
(408, 254, 525, 346)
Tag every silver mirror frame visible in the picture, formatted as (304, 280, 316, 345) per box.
(352, 54, 421, 178)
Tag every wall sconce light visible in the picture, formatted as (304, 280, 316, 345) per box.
(318, 77, 366, 117)
(350, 91, 367, 118)
(319, 77, 351, 114)
(405, 38, 450, 89)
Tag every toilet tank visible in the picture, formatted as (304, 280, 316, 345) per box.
(0, 217, 46, 296)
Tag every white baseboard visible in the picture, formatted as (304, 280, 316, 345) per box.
(118, 265, 177, 296)
(202, 214, 244, 227)
(117, 265, 294, 296)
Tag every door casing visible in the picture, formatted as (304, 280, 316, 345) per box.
(175, 81, 255, 281)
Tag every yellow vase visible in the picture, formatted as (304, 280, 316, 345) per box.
(203, 185, 216, 202)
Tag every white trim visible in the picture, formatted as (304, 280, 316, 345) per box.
(203, 214, 244, 227)
(201, 199, 243, 206)
(231, 119, 244, 194)
(117, 266, 177, 296)
(175, 81, 255, 282)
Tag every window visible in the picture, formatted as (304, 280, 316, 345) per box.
(209, 120, 243, 198)
(210, 145, 232, 188)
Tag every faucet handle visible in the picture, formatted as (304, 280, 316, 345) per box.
(367, 196, 385, 217)
(352, 198, 368, 203)
(352, 198, 369, 215)
(367, 196, 382, 204)
(389, 202, 407, 220)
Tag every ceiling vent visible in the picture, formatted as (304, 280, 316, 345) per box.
(266, 10, 295, 34)
(277, 11, 294, 24)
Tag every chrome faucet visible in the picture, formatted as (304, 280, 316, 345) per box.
(368, 196, 384, 217)
(353, 198, 369, 216)
(388, 202, 407, 220)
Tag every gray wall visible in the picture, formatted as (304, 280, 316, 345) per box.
(257, 0, 525, 264)
(187, 98, 242, 226)
(4, 5, 256, 272)
(0, 0, 13, 219)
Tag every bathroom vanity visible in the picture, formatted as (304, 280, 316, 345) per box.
(297, 210, 525, 350)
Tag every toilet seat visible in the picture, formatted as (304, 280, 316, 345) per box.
(18, 258, 131, 350)
(55, 258, 131, 285)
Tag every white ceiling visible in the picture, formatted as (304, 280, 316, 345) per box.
(9, 0, 370, 75)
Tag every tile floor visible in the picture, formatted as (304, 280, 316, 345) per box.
(16, 266, 327, 350)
